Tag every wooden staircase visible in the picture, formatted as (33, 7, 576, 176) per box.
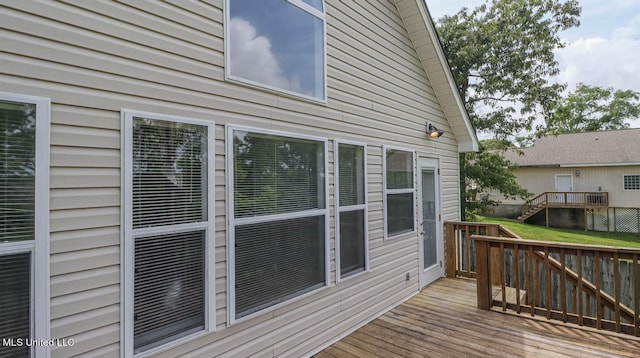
(518, 192, 547, 221)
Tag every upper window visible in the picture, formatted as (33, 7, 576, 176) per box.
(624, 175, 640, 190)
(228, 127, 328, 322)
(226, 0, 326, 101)
(384, 147, 415, 239)
(335, 141, 368, 280)
(0, 93, 49, 358)
(123, 111, 214, 355)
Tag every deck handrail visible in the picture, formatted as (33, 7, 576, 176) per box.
(470, 235, 640, 336)
(521, 192, 609, 219)
(444, 221, 520, 279)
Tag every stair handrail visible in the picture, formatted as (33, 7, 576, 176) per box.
(521, 192, 548, 218)
(445, 220, 636, 334)
(471, 235, 640, 336)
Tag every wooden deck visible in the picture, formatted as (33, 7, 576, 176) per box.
(315, 278, 640, 358)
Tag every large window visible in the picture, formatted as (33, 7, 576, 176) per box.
(0, 93, 49, 358)
(623, 175, 640, 190)
(384, 147, 415, 239)
(228, 127, 328, 322)
(123, 111, 214, 355)
(226, 0, 326, 101)
(335, 141, 368, 280)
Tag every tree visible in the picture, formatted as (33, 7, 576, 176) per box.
(541, 83, 640, 134)
(436, 0, 581, 218)
(465, 141, 531, 215)
(438, 0, 581, 138)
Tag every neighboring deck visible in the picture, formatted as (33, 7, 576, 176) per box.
(315, 278, 640, 358)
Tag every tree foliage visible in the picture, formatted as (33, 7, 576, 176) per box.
(438, 0, 580, 138)
(541, 83, 640, 134)
(464, 141, 531, 216)
(435, 0, 581, 218)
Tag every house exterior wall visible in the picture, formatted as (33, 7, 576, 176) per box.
(1, 1, 464, 357)
(498, 166, 640, 208)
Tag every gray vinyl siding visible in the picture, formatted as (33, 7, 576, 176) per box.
(0, 0, 463, 356)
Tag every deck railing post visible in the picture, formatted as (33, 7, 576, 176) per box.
(488, 226, 501, 285)
(445, 222, 456, 278)
(474, 237, 492, 310)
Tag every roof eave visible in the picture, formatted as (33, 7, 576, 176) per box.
(394, 0, 479, 153)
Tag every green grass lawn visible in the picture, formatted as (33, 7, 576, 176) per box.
(474, 216, 640, 248)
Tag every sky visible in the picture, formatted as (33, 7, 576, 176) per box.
(428, 0, 640, 129)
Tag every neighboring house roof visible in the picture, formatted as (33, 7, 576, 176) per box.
(504, 128, 640, 167)
(394, 0, 479, 153)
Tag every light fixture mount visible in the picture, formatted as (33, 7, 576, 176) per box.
(426, 123, 444, 138)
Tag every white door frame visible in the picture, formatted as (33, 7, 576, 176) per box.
(417, 157, 443, 288)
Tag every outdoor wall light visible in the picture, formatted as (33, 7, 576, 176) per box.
(426, 123, 445, 138)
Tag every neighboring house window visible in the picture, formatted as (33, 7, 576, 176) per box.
(384, 147, 415, 238)
(623, 174, 640, 190)
(228, 127, 328, 322)
(335, 141, 368, 279)
(123, 111, 214, 355)
(0, 93, 49, 358)
(226, 0, 326, 101)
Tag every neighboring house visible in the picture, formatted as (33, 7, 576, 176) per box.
(494, 129, 640, 232)
(0, 1, 478, 357)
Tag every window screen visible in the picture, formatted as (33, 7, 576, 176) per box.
(230, 129, 327, 320)
(0, 252, 31, 357)
(1, 100, 35, 242)
(336, 143, 367, 278)
(385, 149, 415, 237)
(1, 99, 37, 357)
(128, 115, 211, 353)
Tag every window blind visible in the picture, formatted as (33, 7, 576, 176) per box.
(235, 216, 325, 318)
(385, 149, 414, 237)
(338, 143, 365, 207)
(132, 118, 207, 228)
(134, 231, 205, 352)
(0, 252, 31, 357)
(385, 150, 413, 190)
(337, 143, 366, 278)
(1, 99, 36, 358)
(233, 131, 325, 217)
(1, 100, 35, 242)
(387, 192, 415, 235)
(130, 117, 209, 353)
(231, 129, 327, 319)
(339, 210, 365, 277)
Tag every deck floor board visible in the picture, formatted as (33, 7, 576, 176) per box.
(316, 278, 640, 358)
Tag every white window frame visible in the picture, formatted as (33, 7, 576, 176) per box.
(334, 140, 368, 282)
(226, 125, 330, 325)
(0, 92, 50, 358)
(623, 174, 640, 191)
(223, 0, 328, 103)
(382, 145, 417, 240)
(121, 110, 215, 358)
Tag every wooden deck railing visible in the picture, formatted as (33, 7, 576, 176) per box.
(444, 221, 520, 279)
(471, 235, 640, 336)
(521, 192, 609, 219)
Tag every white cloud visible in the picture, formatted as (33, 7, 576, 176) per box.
(555, 35, 640, 128)
(613, 14, 640, 39)
(555, 37, 640, 93)
(228, 17, 294, 91)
